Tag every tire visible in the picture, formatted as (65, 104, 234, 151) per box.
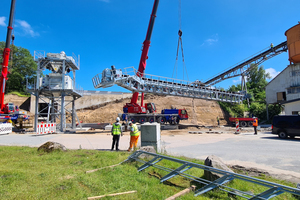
(278, 131, 287, 139)
(139, 117, 146, 124)
(240, 121, 247, 127)
(158, 117, 166, 124)
(149, 117, 155, 123)
(129, 117, 136, 124)
(247, 121, 253, 127)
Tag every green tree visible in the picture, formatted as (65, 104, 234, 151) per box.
(0, 41, 37, 94)
(219, 64, 282, 122)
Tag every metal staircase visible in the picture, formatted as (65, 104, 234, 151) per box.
(93, 67, 246, 103)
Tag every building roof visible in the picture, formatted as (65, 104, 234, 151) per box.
(265, 65, 289, 88)
(281, 98, 300, 105)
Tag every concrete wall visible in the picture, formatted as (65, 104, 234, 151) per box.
(30, 92, 132, 113)
(74, 93, 132, 110)
(266, 63, 300, 104)
(283, 101, 300, 115)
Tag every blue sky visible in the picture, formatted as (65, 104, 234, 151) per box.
(0, 0, 299, 92)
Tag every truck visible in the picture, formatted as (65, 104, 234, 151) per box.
(0, 0, 30, 130)
(120, 107, 188, 125)
(229, 117, 254, 127)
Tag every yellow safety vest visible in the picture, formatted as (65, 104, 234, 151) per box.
(130, 124, 140, 136)
(112, 123, 121, 135)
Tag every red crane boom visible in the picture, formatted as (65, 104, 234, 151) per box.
(126, 0, 159, 113)
(0, 0, 16, 113)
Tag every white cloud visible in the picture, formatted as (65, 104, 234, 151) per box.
(233, 79, 240, 83)
(0, 17, 6, 26)
(265, 68, 280, 79)
(16, 19, 39, 37)
(202, 34, 219, 46)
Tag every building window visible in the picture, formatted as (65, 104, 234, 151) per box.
(291, 70, 300, 76)
(292, 111, 300, 115)
(277, 92, 286, 101)
(287, 87, 300, 94)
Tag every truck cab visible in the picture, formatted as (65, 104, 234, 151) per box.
(179, 109, 188, 120)
(3, 102, 15, 114)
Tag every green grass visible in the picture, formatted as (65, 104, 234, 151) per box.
(0, 146, 299, 200)
(7, 91, 30, 97)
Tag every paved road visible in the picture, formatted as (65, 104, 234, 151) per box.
(1, 131, 299, 183)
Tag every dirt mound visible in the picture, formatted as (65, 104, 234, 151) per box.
(5, 94, 227, 126)
(76, 94, 227, 126)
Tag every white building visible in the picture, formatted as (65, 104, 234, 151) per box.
(265, 63, 300, 115)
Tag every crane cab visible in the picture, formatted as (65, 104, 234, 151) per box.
(145, 103, 156, 113)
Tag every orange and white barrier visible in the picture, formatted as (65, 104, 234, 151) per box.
(235, 119, 240, 134)
(0, 123, 12, 135)
(37, 123, 56, 134)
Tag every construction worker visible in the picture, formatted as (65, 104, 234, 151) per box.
(253, 117, 258, 135)
(270, 43, 274, 51)
(127, 121, 140, 152)
(217, 116, 220, 126)
(111, 117, 123, 151)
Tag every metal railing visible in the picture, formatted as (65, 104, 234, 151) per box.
(92, 67, 246, 103)
(124, 150, 300, 199)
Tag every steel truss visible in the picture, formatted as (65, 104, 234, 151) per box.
(93, 67, 246, 103)
(125, 150, 300, 199)
(204, 41, 288, 86)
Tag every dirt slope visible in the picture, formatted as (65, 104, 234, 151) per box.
(5, 94, 227, 126)
(76, 94, 227, 125)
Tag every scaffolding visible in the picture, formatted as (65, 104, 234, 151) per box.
(27, 50, 83, 132)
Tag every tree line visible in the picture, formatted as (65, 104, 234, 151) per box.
(0, 41, 37, 95)
(218, 64, 281, 123)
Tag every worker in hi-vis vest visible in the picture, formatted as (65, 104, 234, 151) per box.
(127, 121, 140, 152)
(111, 117, 123, 151)
(253, 117, 258, 135)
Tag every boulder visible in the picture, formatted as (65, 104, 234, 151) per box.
(204, 155, 234, 181)
(139, 146, 157, 159)
(38, 141, 67, 153)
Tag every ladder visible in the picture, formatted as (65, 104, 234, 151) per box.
(92, 67, 246, 103)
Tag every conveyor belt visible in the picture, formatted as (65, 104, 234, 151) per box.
(92, 67, 245, 103)
(204, 41, 287, 85)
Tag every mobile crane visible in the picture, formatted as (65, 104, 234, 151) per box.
(0, 0, 29, 129)
(92, 0, 246, 124)
(121, 0, 188, 124)
(122, 0, 159, 115)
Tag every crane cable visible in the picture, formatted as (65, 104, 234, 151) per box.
(172, 0, 189, 81)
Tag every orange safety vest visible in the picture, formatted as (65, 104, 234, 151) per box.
(253, 119, 258, 127)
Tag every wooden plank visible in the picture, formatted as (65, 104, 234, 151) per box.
(87, 190, 137, 200)
(85, 163, 121, 174)
(165, 185, 196, 200)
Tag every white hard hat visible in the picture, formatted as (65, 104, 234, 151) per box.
(116, 117, 120, 121)
(128, 121, 133, 124)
